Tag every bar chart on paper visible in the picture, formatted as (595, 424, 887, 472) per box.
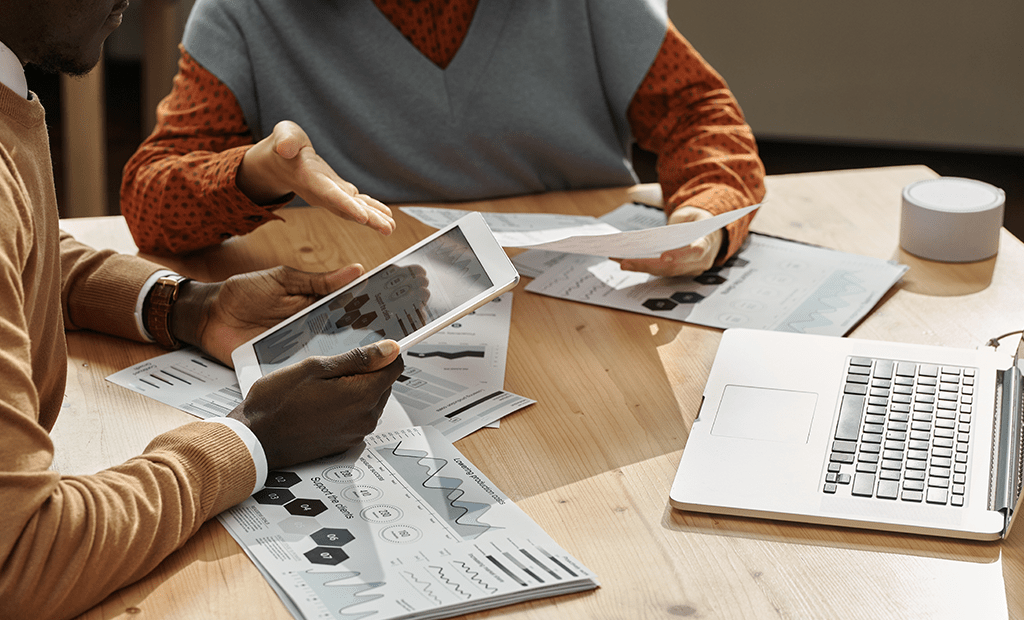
(105, 349, 243, 418)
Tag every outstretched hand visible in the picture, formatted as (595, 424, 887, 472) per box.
(238, 120, 396, 236)
(613, 206, 723, 277)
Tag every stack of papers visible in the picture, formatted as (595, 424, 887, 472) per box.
(219, 426, 599, 620)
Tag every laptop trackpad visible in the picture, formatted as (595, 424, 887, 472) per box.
(711, 385, 818, 444)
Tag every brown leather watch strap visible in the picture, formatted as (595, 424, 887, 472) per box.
(144, 274, 190, 349)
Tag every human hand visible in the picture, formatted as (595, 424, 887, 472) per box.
(237, 120, 395, 236)
(613, 206, 723, 277)
(228, 340, 404, 468)
(171, 263, 366, 366)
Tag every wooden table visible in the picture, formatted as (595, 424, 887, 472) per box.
(59, 166, 1023, 619)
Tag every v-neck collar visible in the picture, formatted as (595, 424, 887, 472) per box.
(359, 0, 512, 120)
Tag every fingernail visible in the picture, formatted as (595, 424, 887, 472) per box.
(662, 255, 674, 263)
(376, 340, 399, 356)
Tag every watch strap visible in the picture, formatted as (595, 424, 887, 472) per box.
(145, 273, 189, 349)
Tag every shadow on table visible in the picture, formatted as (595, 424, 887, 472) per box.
(664, 502, 1001, 565)
(893, 248, 996, 297)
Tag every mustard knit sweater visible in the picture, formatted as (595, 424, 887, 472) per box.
(0, 84, 256, 620)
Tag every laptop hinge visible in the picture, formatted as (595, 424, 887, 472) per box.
(992, 368, 1023, 533)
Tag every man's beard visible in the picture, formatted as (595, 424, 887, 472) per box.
(28, 43, 100, 77)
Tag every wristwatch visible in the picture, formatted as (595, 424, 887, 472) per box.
(144, 273, 190, 349)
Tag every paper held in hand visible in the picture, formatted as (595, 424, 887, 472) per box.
(400, 203, 759, 259)
(512, 204, 758, 258)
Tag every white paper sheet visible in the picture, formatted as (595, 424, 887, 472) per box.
(526, 233, 907, 336)
(385, 294, 534, 439)
(218, 427, 598, 620)
(514, 204, 758, 258)
(401, 204, 758, 258)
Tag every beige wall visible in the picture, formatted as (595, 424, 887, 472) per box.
(669, 0, 1024, 152)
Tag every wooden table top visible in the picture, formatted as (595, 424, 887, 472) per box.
(59, 166, 1022, 619)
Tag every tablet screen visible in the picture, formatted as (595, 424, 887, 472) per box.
(252, 227, 493, 375)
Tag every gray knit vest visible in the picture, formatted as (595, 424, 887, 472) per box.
(184, 0, 667, 204)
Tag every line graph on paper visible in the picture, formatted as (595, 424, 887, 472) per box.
(680, 235, 907, 336)
(373, 440, 494, 540)
(778, 269, 871, 334)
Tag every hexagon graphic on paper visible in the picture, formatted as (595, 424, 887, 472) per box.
(642, 298, 677, 312)
(694, 274, 726, 286)
(253, 488, 296, 506)
(265, 471, 302, 489)
(305, 546, 349, 566)
(277, 516, 325, 542)
(311, 528, 356, 548)
(285, 498, 329, 517)
(671, 291, 705, 305)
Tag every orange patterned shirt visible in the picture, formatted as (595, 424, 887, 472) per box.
(121, 0, 764, 256)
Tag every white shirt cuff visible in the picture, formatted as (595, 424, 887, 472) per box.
(204, 417, 269, 495)
(135, 269, 176, 342)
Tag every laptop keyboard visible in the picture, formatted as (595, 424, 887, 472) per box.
(823, 356, 976, 506)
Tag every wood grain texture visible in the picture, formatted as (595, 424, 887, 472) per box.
(57, 167, 1022, 619)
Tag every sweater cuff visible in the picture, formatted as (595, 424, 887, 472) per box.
(67, 253, 168, 341)
(204, 417, 267, 495)
(145, 421, 257, 516)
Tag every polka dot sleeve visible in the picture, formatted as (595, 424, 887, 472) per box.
(120, 48, 290, 255)
(627, 21, 766, 264)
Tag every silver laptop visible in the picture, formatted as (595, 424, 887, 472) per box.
(669, 328, 1024, 540)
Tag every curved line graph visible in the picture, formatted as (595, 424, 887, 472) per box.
(403, 570, 443, 605)
(299, 570, 384, 620)
(377, 442, 493, 539)
(780, 270, 868, 333)
(454, 560, 498, 594)
(429, 565, 472, 599)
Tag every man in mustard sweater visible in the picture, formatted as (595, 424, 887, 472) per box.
(0, 2, 405, 619)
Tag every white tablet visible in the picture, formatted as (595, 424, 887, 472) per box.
(231, 212, 519, 397)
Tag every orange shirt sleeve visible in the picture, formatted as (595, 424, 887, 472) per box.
(120, 48, 290, 255)
(627, 21, 766, 263)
